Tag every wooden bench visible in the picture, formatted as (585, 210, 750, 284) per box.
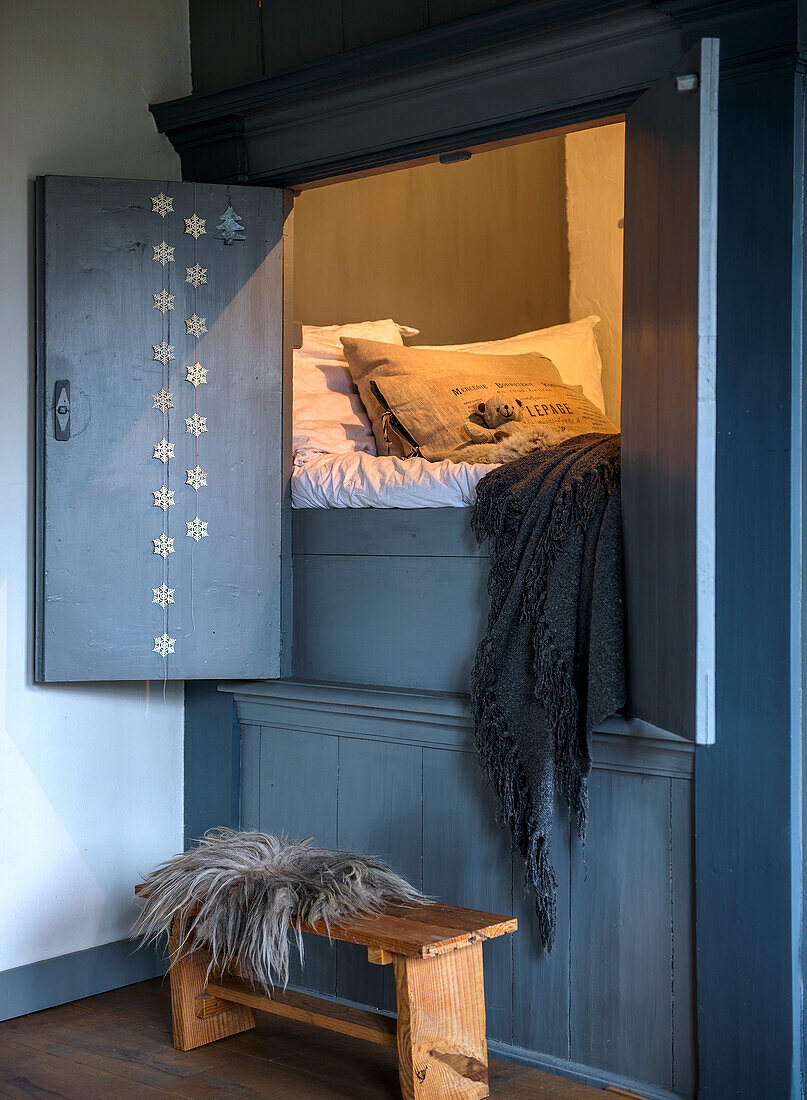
(135, 885, 516, 1100)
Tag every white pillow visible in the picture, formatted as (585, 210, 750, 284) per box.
(293, 319, 419, 460)
(414, 316, 606, 414)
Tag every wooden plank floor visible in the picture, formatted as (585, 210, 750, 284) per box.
(0, 978, 610, 1098)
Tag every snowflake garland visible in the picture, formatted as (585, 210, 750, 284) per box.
(186, 264, 207, 287)
(152, 584, 175, 608)
(186, 516, 209, 542)
(186, 362, 207, 387)
(153, 533, 175, 558)
(151, 193, 173, 218)
(153, 632, 176, 657)
(152, 388, 174, 413)
(185, 413, 208, 437)
(153, 289, 174, 314)
(152, 485, 175, 511)
(185, 314, 207, 340)
(186, 465, 207, 491)
(153, 438, 174, 464)
(185, 213, 206, 239)
(153, 341, 175, 365)
(152, 241, 175, 266)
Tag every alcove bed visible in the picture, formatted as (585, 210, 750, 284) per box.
(33, 32, 717, 1099)
(288, 122, 625, 690)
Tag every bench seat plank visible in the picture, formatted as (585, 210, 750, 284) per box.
(135, 885, 516, 959)
(306, 903, 517, 958)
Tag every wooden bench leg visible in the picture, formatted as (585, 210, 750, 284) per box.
(168, 917, 256, 1051)
(393, 942, 489, 1100)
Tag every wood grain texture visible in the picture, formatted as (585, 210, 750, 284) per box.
(293, 553, 489, 692)
(394, 942, 488, 1100)
(258, 726, 339, 995)
(205, 980, 398, 1046)
(35, 176, 285, 681)
(294, 138, 569, 345)
(570, 770, 672, 1089)
(4, 976, 608, 1098)
(622, 40, 719, 743)
(168, 917, 256, 1051)
(231, 679, 695, 1092)
(336, 737, 423, 1011)
(422, 747, 513, 1044)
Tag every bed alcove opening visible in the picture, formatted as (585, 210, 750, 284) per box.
(289, 119, 625, 512)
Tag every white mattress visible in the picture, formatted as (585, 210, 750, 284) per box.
(291, 451, 499, 509)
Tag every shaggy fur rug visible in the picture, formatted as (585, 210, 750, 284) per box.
(132, 829, 425, 990)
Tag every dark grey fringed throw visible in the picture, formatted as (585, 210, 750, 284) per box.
(471, 432, 625, 950)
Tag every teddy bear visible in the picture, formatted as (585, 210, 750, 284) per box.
(464, 391, 524, 446)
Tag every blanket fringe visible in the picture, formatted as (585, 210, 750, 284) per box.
(471, 435, 621, 949)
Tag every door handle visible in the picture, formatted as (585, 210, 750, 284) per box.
(54, 380, 70, 440)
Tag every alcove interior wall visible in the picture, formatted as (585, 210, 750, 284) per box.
(293, 122, 625, 423)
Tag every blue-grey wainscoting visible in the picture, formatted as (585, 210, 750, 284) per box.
(0, 941, 165, 1024)
(223, 678, 695, 1100)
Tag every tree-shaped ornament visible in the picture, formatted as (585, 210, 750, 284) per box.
(216, 206, 246, 245)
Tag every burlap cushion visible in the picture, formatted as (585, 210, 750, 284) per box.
(340, 337, 563, 458)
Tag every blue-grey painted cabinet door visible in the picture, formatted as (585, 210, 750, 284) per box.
(35, 177, 287, 681)
(621, 39, 719, 744)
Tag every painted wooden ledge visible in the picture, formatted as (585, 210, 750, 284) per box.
(137, 884, 517, 1100)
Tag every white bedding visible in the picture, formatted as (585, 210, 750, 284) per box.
(291, 451, 499, 509)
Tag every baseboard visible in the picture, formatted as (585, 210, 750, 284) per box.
(0, 938, 167, 1022)
(486, 1039, 691, 1100)
(287, 980, 691, 1100)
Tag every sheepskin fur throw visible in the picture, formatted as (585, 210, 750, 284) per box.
(133, 829, 425, 990)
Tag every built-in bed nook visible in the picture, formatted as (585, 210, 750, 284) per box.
(35, 24, 721, 1098)
(290, 122, 624, 512)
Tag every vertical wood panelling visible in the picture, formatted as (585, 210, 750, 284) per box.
(237, 685, 695, 1094)
(427, 0, 513, 24)
(422, 748, 513, 1043)
(260, 0, 344, 73)
(293, 555, 489, 692)
(189, 0, 262, 94)
(570, 770, 673, 1090)
(239, 724, 261, 830)
(511, 797, 572, 1060)
(341, 0, 426, 50)
(671, 779, 696, 1097)
(294, 138, 569, 347)
(258, 728, 339, 995)
(336, 738, 423, 1011)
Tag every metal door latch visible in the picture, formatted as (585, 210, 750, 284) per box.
(54, 380, 70, 440)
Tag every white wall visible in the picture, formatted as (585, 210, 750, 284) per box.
(565, 123, 625, 425)
(0, 1, 189, 973)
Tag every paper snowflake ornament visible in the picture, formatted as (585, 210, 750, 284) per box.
(152, 584, 175, 608)
(151, 193, 173, 218)
(185, 314, 207, 340)
(153, 632, 176, 658)
(185, 213, 206, 239)
(152, 388, 174, 413)
(153, 438, 174, 464)
(153, 289, 175, 314)
(153, 341, 175, 365)
(185, 413, 208, 437)
(186, 465, 207, 491)
(185, 362, 208, 387)
(186, 264, 207, 287)
(152, 241, 175, 266)
(152, 533, 175, 558)
(152, 485, 175, 511)
(186, 516, 209, 542)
